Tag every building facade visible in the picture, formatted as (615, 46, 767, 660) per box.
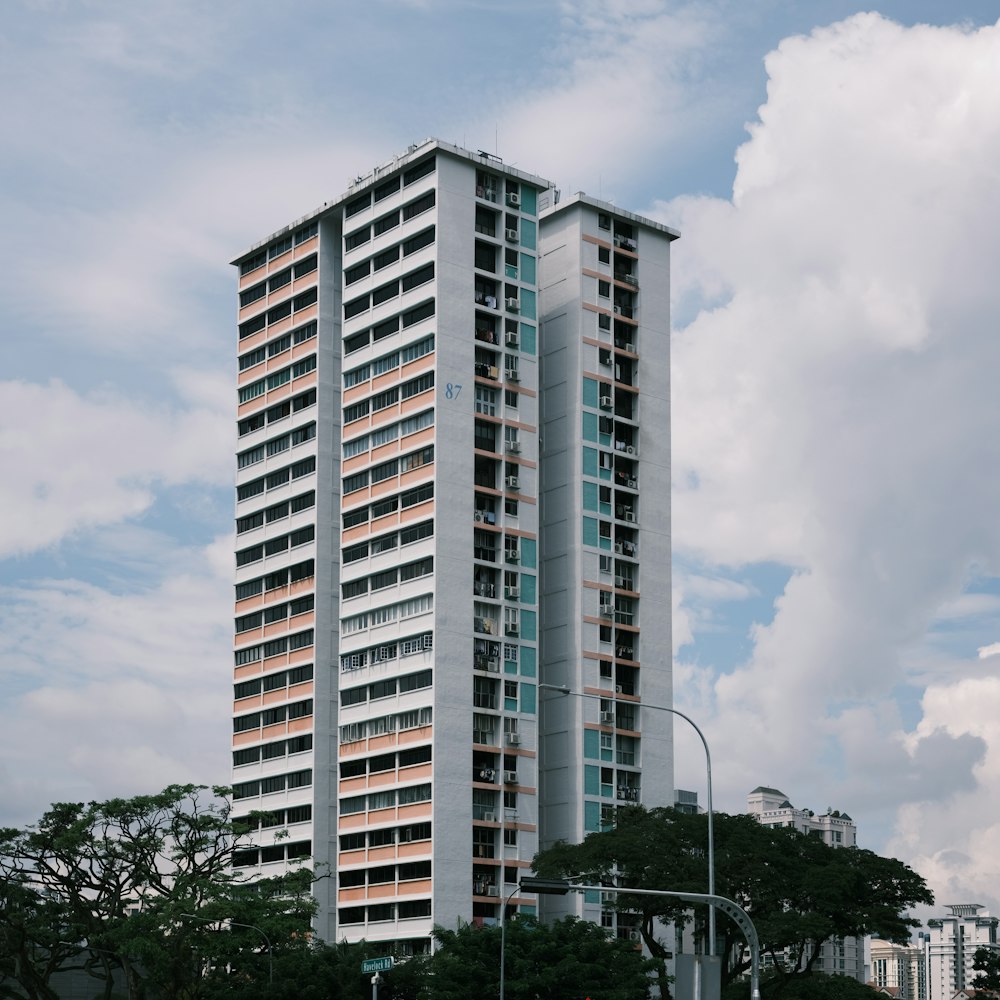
(870, 937, 928, 999)
(925, 905, 1000, 1000)
(228, 139, 677, 949)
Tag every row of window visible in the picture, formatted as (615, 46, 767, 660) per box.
(237, 422, 315, 470)
(235, 595, 315, 635)
(238, 287, 318, 340)
(345, 226, 435, 286)
(344, 335, 434, 389)
(343, 370, 435, 424)
(339, 744, 431, 779)
(236, 490, 315, 535)
(239, 353, 316, 405)
(233, 698, 314, 733)
(342, 443, 434, 495)
(233, 803, 312, 829)
(340, 860, 431, 887)
(239, 221, 318, 277)
(339, 820, 431, 851)
(233, 768, 313, 799)
(238, 386, 316, 438)
(343, 299, 435, 355)
(342, 481, 434, 535)
(235, 524, 315, 567)
(239, 254, 317, 307)
(346, 189, 436, 253)
(343, 408, 433, 463)
(345, 259, 434, 319)
(342, 556, 433, 601)
(235, 558, 314, 601)
(340, 705, 432, 743)
(340, 630, 433, 672)
(236, 455, 315, 503)
(341, 668, 432, 708)
(234, 627, 314, 666)
(233, 839, 312, 867)
(339, 900, 431, 923)
(238, 321, 317, 374)
(341, 781, 431, 814)
(341, 520, 434, 564)
(342, 593, 433, 637)
(233, 734, 313, 767)
(344, 155, 436, 220)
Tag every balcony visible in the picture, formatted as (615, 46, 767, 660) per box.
(474, 616, 498, 636)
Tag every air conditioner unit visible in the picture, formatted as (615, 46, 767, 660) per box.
(615, 685, 623, 693)
(507, 192, 521, 207)
(628, 930, 640, 942)
(625, 342, 635, 352)
(623, 511, 636, 523)
(506, 622, 520, 636)
(505, 368, 519, 382)
(600, 395, 613, 408)
(486, 885, 500, 897)
(483, 811, 497, 823)
(614, 543, 625, 554)
(506, 586, 520, 600)
(486, 658, 500, 672)
(624, 274, 638, 286)
(505, 331, 519, 347)
(506, 550, 520, 563)
(505, 475, 520, 490)
(506, 440, 521, 454)
(600, 711, 615, 724)
(615, 576, 629, 588)
(625, 445, 637, 456)
(505, 297, 520, 312)
(506, 732, 521, 747)
(505, 228, 519, 242)
(504, 768, 520, 782)
(474, 510, 485, 522)
(599, 600, 614, 616)
(626, 478, 637, 488)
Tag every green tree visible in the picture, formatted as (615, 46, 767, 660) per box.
(424, 915, 654, 1000)
(0, 785, 318, 1000)
(533, 806, 933, 998)
(972, 945, 1000, 991)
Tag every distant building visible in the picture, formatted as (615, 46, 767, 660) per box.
(745, 786, 864, 981)
(925, 904, 1000, 1000)
(871, 937, 928, 999)
(673, 789, 700, 814)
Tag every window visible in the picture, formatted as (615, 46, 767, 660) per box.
(598, 280, 610, 298)
(403, 299, 435, 327)
(345, 225, 371, 251)
(240, 282, 266, 307)
(401, 262, 434, 292)
(294, 221, 318, 244)
(403, 190, 435, 220)
(345, 193, 370, 218)
(598, 213, 611, 230)
(403, 156, 435, 185)
(241, 249, 267, 276)
(372, 278, 399, 306)
(345, 260, 371, 285)
(402, 371, 434, 399)
(403, 227, 435, 257)
(401, 335, 434, 364)
(374, 176, 400, 202)
(374, 210, 399, 236)
(598, 246, 610, 264)
(374, 245, 400, 270)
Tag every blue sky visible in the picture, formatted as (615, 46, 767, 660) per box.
(4, 0, 1000, 920)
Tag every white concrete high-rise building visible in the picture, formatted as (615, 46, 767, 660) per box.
(228, 140, 677, 950)
(925, 904, 1000, 1000)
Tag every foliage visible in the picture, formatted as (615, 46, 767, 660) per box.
(723, 970, 883, 999)
(533, 806, 933, 998)
(0, 784, 317, 1000)
(973, 946, 1000, 990)
(423, 915, 654, 1000)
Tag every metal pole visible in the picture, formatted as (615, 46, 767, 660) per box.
(538, 683, 717, 957)
(498, 881, 520, 1000)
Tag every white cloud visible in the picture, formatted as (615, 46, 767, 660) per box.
(0, 379, 232, 557)
(654, 12, 1000, 892)
(978, 641, 1000, 659)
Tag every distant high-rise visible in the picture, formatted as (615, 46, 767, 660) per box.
(925, 904, 999, 999)
(228, 139, 678, 950)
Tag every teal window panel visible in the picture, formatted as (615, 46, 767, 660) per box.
(599, 466, 612, 481)
(505, 658, 518, 675)
(601, 782, 614, 799)
(521, 187, 538, 216)
(505, 697, 517, 713)
(585, 765, 600, 795)
(520, 289, 537, 321)
(583, 447, 599, 477)
(583, 889, 600, 905)
(584, 800, 600, 833)
(521, 682, 536, 714)
(521, 538, 537, 568)
(520, 574, 537, 604)
(582, 411, 599, 443)
(520, 323, 536, 355)
(599, 501, 612, 516)
(521, 611, 537, 641)
(520, 253, 536, 284)
(521, 905, 537, 917)
(582, 377, 599, 409)
(599, 536, 611, 551)
(520, 646, 536, 677)
(601, 746, 613, 762)
(584, 728, 600, 760)
(583, 481, 599, 512)
(583, 516, 599, 547)
(521, 218, 537, 250)
(505, 264, 518, 280)
(599, 433, 611, 448)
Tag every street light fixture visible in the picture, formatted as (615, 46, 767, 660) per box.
(538, 682, 717, 956)
(180, 913, 273, 986)
(517, 878, 760, 1000)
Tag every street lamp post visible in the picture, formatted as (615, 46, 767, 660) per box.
(498, 880, 521, 1000)
(180, 913, 273, 986)
(538, 683, 717, 957)
(518, 878, 760, 1000)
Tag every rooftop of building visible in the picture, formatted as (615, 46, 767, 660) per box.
(542, 190, 680, 240)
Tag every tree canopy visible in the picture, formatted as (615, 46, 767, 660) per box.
(0, 784, 318, 1000)
(533, 806, 933, 998)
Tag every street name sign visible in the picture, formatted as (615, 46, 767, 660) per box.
(362, 957, 394, 974)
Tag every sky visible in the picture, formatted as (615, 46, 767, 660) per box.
(3, 0, 1000, 925)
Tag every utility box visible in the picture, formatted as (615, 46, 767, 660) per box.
(673, 954, 722, 1000)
